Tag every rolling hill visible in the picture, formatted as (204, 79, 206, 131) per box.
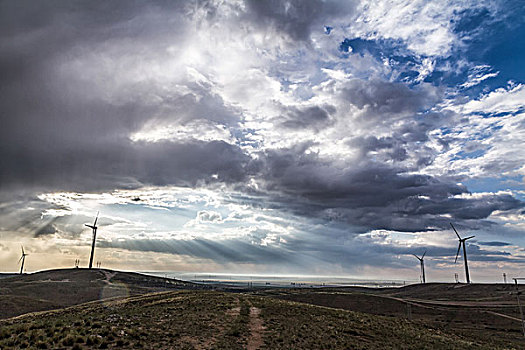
(0, 268, 202, 319)
(0, 289, 505, 349)
(1, 269, 523, 349)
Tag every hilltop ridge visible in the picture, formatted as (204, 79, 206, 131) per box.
(0, 268, 202, 319)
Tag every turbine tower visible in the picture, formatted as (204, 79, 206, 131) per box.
(450, 223, 475, 284)
(85, 212, 99, 269)
(412, 250, 427, 283)
(19, 246, 28, 274)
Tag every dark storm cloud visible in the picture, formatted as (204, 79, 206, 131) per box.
(279, 105, 336, 131)
(1, 0, 523, 244)
(0, 1, 188, 91)
(339, 79, 447, 167)
(244, 0, 356, 41)
(477, 241, 511, 247)
(348, 135, 408, 161)
(341, 78, 441, 119)
(255, 144, 524, 232)
(1, 138, 252, 191)
(0, 0, 249, 192)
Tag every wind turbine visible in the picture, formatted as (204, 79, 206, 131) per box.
(19, 246, 28, 274)
(450, 223, 475, 284)
(85, 212, 99, 269)
(412, 250, 427, 283)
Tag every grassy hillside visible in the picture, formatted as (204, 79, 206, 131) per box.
(0, 268, 200, 319)
(0, 290, 505, 349)
(262, 284, 524, 348)
(1, 269, 522, 348)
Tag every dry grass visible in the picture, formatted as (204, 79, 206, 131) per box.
(1, 270, 522, 349)
(0, 290, 511, 349)
(261, 286, 525, 348)
(0, 268, 201, 319)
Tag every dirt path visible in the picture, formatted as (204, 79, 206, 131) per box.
(247, 306, 265, 350)
(388, 296, 513, 310)
(388, 295, 524, 325)
(402, 298, 516, 308)
(486, 310, 523, 322)
(226, 297, 241, 318)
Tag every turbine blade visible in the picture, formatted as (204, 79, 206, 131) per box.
(422, 250, 427, 259)
(93, 211, 99, 227)
(464, 235, 475, 240)
(18, 256, 23, 263)
(450, 222, 461, 239)
(454, 242, 461, 263)
(21, 246, 24, 255)
(412, 254, 420, 260)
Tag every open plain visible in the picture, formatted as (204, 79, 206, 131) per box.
(0, 269, 524, 349)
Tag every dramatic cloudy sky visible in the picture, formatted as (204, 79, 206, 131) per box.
(1, 0, 524, 282)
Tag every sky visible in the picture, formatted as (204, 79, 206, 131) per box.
(1, 0, 524, 282)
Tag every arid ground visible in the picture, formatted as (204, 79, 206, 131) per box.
(0, 269, 524, 349)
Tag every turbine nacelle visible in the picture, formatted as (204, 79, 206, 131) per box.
(451, 223, 475, 263)
(85, 212, 99, 230)
(413, 250, 427, 261)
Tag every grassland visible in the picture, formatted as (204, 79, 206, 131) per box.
(0, 290, 507, 349)
(1, 269, 523, 349)
(0, 268, 201, 319)
(261, 283, 524, 348)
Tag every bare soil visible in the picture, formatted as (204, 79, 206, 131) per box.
(247, 306, 265, 350)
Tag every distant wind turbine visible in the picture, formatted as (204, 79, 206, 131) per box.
(85, 212, 99, 269)
(450, 223, 475, 284)
(412, 250, 427, 283)
(19, 246, 28, 275)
